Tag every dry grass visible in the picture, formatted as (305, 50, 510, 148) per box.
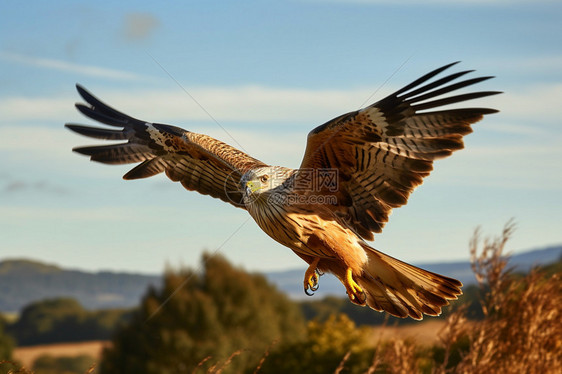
(0, 360, 33, 374)
(368, 320, 448, 346)
(361, 222, 562, 374)
(448, 223, 562, 373)
(12, 341, 108, 369)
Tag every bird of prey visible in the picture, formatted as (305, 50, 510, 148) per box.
(66, 62, 500, 319)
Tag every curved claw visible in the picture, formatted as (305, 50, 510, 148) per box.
(344, 268, 366, 305)
(303, 258, 321, 297)
(310, 277, 319, 292)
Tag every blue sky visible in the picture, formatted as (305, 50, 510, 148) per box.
(1, 0, 561, 275)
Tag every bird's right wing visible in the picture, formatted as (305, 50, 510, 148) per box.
(66, 85, 267, 208)
(298, 62, 500, 240)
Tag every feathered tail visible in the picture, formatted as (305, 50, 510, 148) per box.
(357, 243, 462, 320)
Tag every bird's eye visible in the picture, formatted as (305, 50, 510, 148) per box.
(260, 175, 269, 184)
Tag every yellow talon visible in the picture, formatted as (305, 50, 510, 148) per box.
(303, 258, 321, 296)
(345, 268, 366, 305)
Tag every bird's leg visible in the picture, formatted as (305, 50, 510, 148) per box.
(303, 257, 321, 296)
(344, 268, 366, 305)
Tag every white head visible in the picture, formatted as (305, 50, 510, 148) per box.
(240, 166, 291, 204)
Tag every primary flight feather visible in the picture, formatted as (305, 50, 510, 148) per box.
(66, 62, 500, 319)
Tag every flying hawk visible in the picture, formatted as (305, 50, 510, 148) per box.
(66, 62, 500, 319)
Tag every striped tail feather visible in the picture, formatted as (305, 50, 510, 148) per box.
(358, 242, 462, 320)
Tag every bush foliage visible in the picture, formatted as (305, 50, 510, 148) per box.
(7, 299, 131, 346)
(99, 253, 305, 374)
(257, 313, 376, 374)
(0, 315, 15, 374)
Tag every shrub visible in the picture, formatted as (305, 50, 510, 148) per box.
(99, 253, 305, 374)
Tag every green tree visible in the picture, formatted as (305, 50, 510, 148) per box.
(8, 298, 131, 346)
(9, 298, 86, 345)
(0, 314, 15, 374)
(100, 253, 305, 374)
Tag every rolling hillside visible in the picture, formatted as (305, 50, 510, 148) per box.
(0, 259, 161, 313)
(1, 244, 559, 313)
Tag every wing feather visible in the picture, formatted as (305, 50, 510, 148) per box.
(66, 84, 266, 208)
(122, 158, 167, 179)
(299, 63, 500, 239)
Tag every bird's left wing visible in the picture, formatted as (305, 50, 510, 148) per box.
(298, 62, 501, 240)
(66, 85, 267, 208)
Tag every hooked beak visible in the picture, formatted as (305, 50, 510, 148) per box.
(246, 180, 259, 194)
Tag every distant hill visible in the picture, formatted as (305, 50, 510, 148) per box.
(0, 259, 161, 313)
(265, 245, 562, 299)
(0, 245, 559, 313)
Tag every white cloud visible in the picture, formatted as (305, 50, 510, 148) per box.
(1, 80, 559, 133)
(480, 121, 545, 136)
(98, 85, 373, 124)
(0, 205, 144, 222)
(0, 85, 372, 124)
(1, 202, 241, 226)
(0, 125, 123, 179)
(0, 51, 147, 81)
(488, 83, 562, 125)
(429, 140, 562, 190)
(469, 144, 562, 157)
(0, 123, 306, 177)
(205, 128, 307, 167)
(0, 126, 78, 156)
(0, 96, 74, 123)
(1, 79, 559, 182)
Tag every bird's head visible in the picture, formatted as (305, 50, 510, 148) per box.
(240, 166, 291, 204)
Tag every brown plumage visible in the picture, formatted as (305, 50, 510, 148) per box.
(66, 62, 500, 319)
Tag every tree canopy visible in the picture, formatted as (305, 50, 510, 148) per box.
(8, 298, 131, 346)
(0, 315, 15, 374)
(100, 253, 305, 374)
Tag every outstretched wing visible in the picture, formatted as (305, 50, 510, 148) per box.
(299, 62, 501, 240)
(66, 84, 266, 208)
